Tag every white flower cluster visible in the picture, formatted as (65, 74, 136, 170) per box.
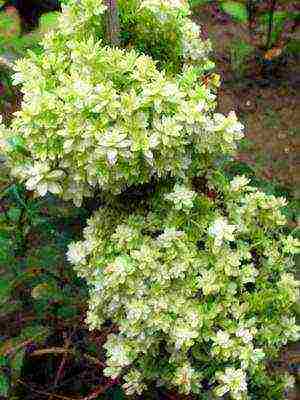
(68, 180, 299, 398)
(164, 184, 196, 210)
(0, 0, 242, 205)
(215, 368, 247, 399)
(141, 0, 187, 11)
(208, 217, 236, 246)
(230, 175, 250, 192)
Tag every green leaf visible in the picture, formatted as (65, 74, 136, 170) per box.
(11, 349, 25, 384)
(0, 373, 9, 397)
(20, 325, 49, 343)
(189, 0, 212, 7)
(0, 355, 7, 367)
(38, 12, 61, 34)
(31, 282, 62, 301)
(221, 1, 248, 23)
(0, 9, 21, 40)
(0, 279, 11, 305)
(7, 207, 22, 223)
(7, 136, 26, 154)
(56, 305, 78, 319)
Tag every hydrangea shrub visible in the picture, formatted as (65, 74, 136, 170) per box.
(68, 175, 300, 398)
(0, 0, 233, 206)
(0, 1, 299, 399)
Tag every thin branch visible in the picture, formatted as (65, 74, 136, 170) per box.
(104, 0, 120, 46)
(82, 379, 119, 400)
(17, 379, 78, 400)
(246, 0, 255, 37)
(266, 0, 277, 49)
(30, 347, 106, 368)
(48, 332, 73, 400)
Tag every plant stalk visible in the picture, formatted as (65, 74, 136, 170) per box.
(266, 0, 277, 49)
(105, 0, 120, 46)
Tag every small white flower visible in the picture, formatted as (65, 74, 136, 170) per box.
(214, 330, 232, 348)
(123, 369, 146, 395)
(284, 373, 295, 390)
(240, 264, 259, 284)
(208, 217, 236, 246)
(67, 242, 87, 265)
(282, 236, 300, 254)
(226, 111, 244, 138)
(215, 367, 247, 399)
(195, 101, 205, 113)
(157, 228, 184, 247)
(230, 175, 250, 192)
(172, 325, 198, 349)
(104, 335, 133, 368)
(236, 328, 253, 344)
(164, 184, 196, 210)
(107, 149, 118, 166)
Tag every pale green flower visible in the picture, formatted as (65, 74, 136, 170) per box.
(283, 373, 296, 390)
(215, 367, 247, 399)
(104, 334, 137, 368)
(282, 236, 300, 254)
(208, 217, 236, 246)
(172, 362, 202, 394)
(156, 228, 184, 247)
(236, 328, 253, 344)
(69, 182, 299, 396)
(67, 242, 87, 265)
(278, 273, 300, 302)
(3, 0, 298, 397)
(230, 175, 250, 192)
(123, 369, 147, 396)
(197, 269, 220, 295)
(165, 184, 196, 210)
(240, 264, 259, 284)
(281, 316, 300, 342)
(214, 330, 232, 348)
(172, 324, 199, 349)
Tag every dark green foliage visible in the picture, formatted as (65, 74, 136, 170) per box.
(117, 0, 184, 73)
(220, 1, 248, 23)
(0, 167, 90, 397)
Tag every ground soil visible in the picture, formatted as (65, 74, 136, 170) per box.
(193, 3, 300, 195)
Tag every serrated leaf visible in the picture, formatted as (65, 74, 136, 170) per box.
(221, 1, 248, 23)
(7, 207, 22, 223)
(20, 325, 49, 343)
